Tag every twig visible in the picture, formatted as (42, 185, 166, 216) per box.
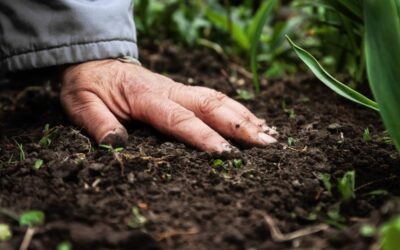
(19, 227, 35, 250)
(256, 211, 328, 242)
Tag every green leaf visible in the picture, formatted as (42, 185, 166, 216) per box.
(0, 224, 12, 241)
(338, 171, 355, 201)
(380, 216, 400, 250)
(318, 173, 332, 194)
(287, 36, 379, 112)
(364, 0, 400, 151)
(33, 159, 44, 170)
(205, 8, 250, 50)
(128, 207, 147, 229)
(249, 0, 276, 93)
(360, 224, 376, 237)
(19, 210, 45, 227)
(57, 241, 72, 250)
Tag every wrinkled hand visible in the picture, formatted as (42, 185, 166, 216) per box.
(60, 59, 278, 153)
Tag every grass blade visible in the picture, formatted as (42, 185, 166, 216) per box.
(364, 0, 400, 151)
(286, 36, 379, 112)
(249, 0, 277, 93)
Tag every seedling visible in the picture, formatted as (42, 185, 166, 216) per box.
(99, 144, 124, 153)
(363, 128, 371, 142)
(0, 223, 12, 241)
(33, 159, 44, 170)
(19, 210, 45, 227)
(57, 241, 72, 250)
(338, 171, 356, 201)
(127, 206, 147, 229)
(236, 89, 254, 100)
(287, 137, 295, 146)
(318, 173, 332, 195)
(282, 101, 296, 118)
(15, 141, 25, 161)
(39, 124, 52, 147)
(360, 224, 376, 237)
(233, 159, 243, 168)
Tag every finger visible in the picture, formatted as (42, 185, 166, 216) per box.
(185, 86, 278, 136)
(61, 91, 128, 147)
(128, 92, 233, 153)
(166, 85, 277, 146)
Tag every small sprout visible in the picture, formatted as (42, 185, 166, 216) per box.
(236, 89, 254, 100)
(212, 159, 224, 168)
(318, 173, 332, 194)
(380, 216, 400, 250)
(57, 241, 72, 250)
(162, 173, 172, 181)
(33, 159, 44, 170)
(233, 159, 243, 168)
(287, 137, 295, 146)
(19, 210, 45, 227)
(99, 144, 124, 153)
(326, 205, 345, 228)
(282, 101, 296, 118)
(15, 142, 25, 161)
(338, 171, 356, 201)
(128, 207, 147, 229)
(360, 224, 376, 237)
(0, 223, 12, 241)
(363, 128, 371, 142)
(368, 189, 389, 197)
(39, 124, 52, 147)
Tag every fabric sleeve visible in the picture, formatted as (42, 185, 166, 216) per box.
(0, 0, 138, 76)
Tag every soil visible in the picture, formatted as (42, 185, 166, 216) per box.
(1, 43, 399, 250)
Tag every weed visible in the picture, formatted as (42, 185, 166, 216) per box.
(363, 128, 371, 142)
(233, 159, 243, 168)
(19, 210, 45, 227)
(360, 224, 376, 237)
(57, 241, 72, 250)
(318, 173, 332, 195)
(338, 171, 355, 201)
(0, 223, 12, 241)
(33, 159, 44, 170)
(287, 137, 295, 146)
(282, 101, 296, 118)
(128, 206, 147, 229)
(39, 124, 52, 147)
(15, 141, 25, 161)
(99, 144, 124, 153)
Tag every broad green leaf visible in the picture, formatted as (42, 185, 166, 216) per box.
(249, 0, 276, 93)
(364, 0, 400, 151)
(287, 36, 379, 112)
(19, 210, 45, 227)
(380, 216, 400, 250)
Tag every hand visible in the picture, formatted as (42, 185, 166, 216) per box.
(60, 59, 278, 153)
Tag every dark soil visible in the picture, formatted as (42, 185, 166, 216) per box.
(1, 43, 399, 250)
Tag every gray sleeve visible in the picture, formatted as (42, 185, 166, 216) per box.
(0, 0, 138, 76)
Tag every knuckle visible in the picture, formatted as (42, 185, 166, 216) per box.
(198, 95, 223, 115)
(166, 107, 196, 128)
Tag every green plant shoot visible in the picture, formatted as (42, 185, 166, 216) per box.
(338, 171, 355, 201)
(380, 216, 400, 250)
(19, 210, 45, 227)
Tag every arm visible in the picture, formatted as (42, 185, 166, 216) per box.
(0, 0, 277, 152)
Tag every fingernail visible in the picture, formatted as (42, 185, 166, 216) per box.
(221, 143, 234, 152)
(262, 125, 278, 135)
(100, 127, 129, 147)
(258, 132, 277, 144)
